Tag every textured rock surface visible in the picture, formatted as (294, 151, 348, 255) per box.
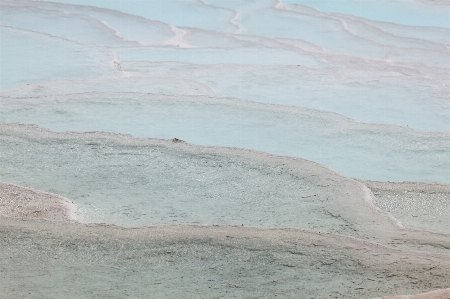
(1, 217, 450, 299)
(0, 182, 77, 221)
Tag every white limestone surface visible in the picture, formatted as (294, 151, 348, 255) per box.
(1, 0, 449, 297)
(1, 217, 450, 299)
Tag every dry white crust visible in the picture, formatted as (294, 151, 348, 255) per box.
(373, 288, 450, 299)
(0, 182, 77, 222)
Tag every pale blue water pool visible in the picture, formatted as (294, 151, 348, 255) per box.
(0, 0, 449, 235)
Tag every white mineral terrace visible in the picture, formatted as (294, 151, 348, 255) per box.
(1, 190, 450, 298)
(0, 0, 449, 297)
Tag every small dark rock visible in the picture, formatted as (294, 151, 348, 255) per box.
(172, 138, 184, 143)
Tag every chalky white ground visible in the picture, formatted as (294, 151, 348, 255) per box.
(1, 1, 449, 296)
(373, 288, 450, 299)
(1, 201, 450, 298)
(1, 124, 449, 298)
(358, 180, 450, 235)
(0, 182, 77, 222)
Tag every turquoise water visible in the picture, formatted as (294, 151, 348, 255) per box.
(0, 27, 117, 90)
(1, 94, 449, 183)
(1, 1, 450, 297)
(284, 0, 450, 28)
(53, 0, 237, 32)
(0, 0, 449, 228)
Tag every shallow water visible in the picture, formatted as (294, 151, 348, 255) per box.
(283, 0, 450, 28)
(1, 94, 448, 183)
(0, 0, 448, 235)
(0, 124, 379, 235)
(0, 27, 118, 91)
(1, 0, 449, 130)
(0, 0, 449, 297)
